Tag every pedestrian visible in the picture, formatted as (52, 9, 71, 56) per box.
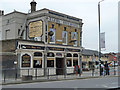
(74, 65, 78, 76)
(104, 61, 110, 75)
(104, 69, 106, 76)
(91, 64, 95, 76)
(100, 64, 104, 76)
(78, 66, 82, 76)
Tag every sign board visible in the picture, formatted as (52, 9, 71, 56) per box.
(100, 32, 105, 48)
(21, 45, 45, 50)
(67, 48, 80, 52)
(48, 17, 80, 28)
(114, 57, 117, 61)
(48, 47, 64, 51)
(29, 20, 43, 37)
(22, 54, 31, 67)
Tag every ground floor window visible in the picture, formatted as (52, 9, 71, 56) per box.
(22, 54, 31, 67)
(33, 59, 42, 68)
(66, 59, 72, 67)
(47, 59, 54, 67)
(73, 59, 78, 66)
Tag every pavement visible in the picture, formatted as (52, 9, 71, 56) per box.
(1, 66, 119, 85)
(2, 76, 119, 89)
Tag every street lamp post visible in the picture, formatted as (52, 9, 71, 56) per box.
(98, 0, 104, 76)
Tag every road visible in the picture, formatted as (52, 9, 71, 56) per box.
(2, 76, 119, 89)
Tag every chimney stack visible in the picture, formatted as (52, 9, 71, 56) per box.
(30, 0, 37, 13)
(0, 10, 4, 16)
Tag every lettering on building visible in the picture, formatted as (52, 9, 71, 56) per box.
(48, 17, 80, 28)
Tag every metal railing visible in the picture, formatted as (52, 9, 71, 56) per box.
(1, 66, 118, 83)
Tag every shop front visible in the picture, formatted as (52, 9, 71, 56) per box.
(17, 41, 82, 77)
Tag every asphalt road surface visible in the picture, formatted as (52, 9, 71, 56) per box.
(2, 76, 119, 89)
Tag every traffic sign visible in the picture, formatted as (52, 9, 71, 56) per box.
(114, 57, 117, 61)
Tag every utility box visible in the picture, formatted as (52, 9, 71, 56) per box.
(22, 75, 33, 81)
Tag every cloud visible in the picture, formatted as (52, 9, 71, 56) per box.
(0, 0, 118, 52)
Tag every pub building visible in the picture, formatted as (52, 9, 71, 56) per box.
(1, 0, 83, 77)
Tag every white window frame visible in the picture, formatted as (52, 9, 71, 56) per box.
(49, 28, 55, 44)
(62, 31, 67, 45)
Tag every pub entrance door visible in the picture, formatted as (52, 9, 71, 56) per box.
(56, 58, 64, 75)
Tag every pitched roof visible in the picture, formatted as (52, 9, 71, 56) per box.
(82, 49, 99, 56)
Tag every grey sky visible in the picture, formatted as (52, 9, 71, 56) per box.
(0, 0, 118, 53)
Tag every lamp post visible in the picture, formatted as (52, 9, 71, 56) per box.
(98, 0, 104, 76)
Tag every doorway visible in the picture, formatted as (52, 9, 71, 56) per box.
(56, 58, 64, 75)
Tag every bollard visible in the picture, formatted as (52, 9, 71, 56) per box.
(15, 69, 17, 80)
(64, 68, 66, 78)
(114, 70, 116, 75)
(35, 68, 37, 79)
(92, 70, 94, 76)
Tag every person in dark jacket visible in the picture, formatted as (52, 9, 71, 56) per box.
(100, 63, 104, 76)
(104, 61, 110, 75)
(91, 64, 95, 76)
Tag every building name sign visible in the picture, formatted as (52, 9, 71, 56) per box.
(56, 53, 62, 57)
(48, 47, 64, 51)
(21, 45, 45, 50)
(67, 48, 80, 52)
(20, 45, 80, 52)
(48, 17, 80, 28)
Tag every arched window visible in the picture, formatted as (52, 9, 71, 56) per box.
(22, 54, 31, 67)
(34, 52, 42, 57)
(73, 53, 78, 57)
(47, 52, 54, 57)
(66, 53, 72, 57)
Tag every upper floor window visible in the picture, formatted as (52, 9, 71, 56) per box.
(62, 31, 67, 45)
(5, 29, 10, 39)
(71, 32, 78, 46)
(49, 28, 55, 43)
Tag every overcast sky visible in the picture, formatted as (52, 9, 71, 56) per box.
(0, 0, 119, 53)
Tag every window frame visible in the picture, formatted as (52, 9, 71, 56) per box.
(62, 31, 67, 45)
(47, 60, 54, 67)
(49, 28, 56, 44)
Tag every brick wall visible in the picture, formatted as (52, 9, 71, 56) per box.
(48, 22, 81, 46)
(1, 55, 17, 69)
(1, 39, 16, 52)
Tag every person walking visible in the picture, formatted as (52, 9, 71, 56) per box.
(104, 61, 110, 75)
(100, 63, 104, 76)
(74, 65, 79, 76)
(78, 66, 82, 77)
(91, 64, 95, 76)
